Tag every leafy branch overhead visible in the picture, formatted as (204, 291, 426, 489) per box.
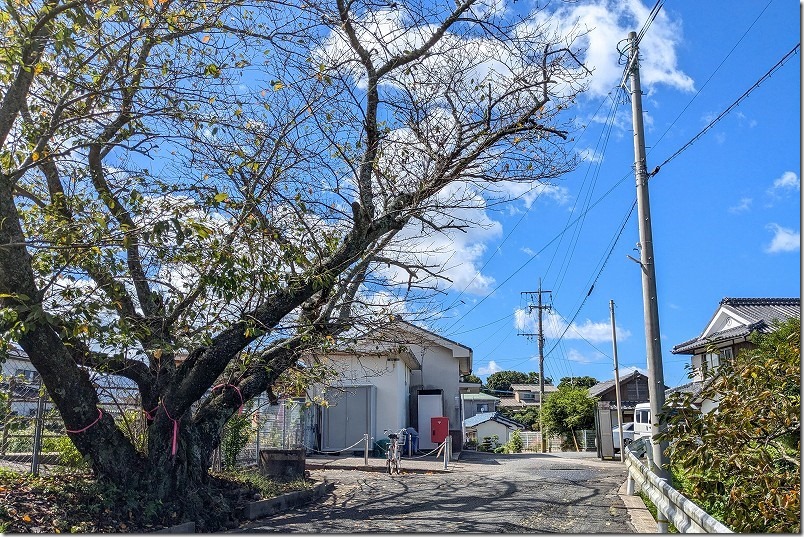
(0, 0, 592, 513)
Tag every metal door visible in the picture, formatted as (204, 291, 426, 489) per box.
(417, 391, 443, 450)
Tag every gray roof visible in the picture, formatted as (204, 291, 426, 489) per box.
(461, 393, 500, 401)
(672, 297, 800, 354)
(463, 411, 524, 429)
(665, 381, 703, 399)
(510, 383, 557, 392)
(588, 369, 646, 397)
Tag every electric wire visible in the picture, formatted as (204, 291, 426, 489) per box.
(649, 0, 775, 153)
(651, 43, 800, 176)
(636, 0, 664, 46)
(543, 199, 637, 360)
(448, 7, 796, 375)
(547, 91, 622, 297)
(516, 14, 798, 370)
(446, 86, 624, 333)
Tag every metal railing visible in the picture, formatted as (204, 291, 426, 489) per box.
(624, 441, 732, 533)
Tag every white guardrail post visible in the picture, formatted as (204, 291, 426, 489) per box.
(443, 439, 449, 469)
(364, 433, 369, 466)
(623, 445, 732, 533)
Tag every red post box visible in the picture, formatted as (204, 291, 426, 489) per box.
(430, 416, 449, 445)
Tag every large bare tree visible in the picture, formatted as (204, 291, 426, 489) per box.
(0, 0, 590, 517)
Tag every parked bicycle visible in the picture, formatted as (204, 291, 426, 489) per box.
(383, 428, 405, 475)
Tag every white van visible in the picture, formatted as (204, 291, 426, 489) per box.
(633, 402, 652, 440)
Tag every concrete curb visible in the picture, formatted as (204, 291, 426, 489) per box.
(306, 460, 451, 474)
(154, 521, 196, 533)
(618, 480, 656, 533)
(242, 481, 335, 520)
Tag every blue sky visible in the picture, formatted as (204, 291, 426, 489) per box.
(423, 0, 800, 388)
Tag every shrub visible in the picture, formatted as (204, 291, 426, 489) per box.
(221, 413, 252, 470)
(504, 430, 523, 453)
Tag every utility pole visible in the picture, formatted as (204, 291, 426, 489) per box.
(519, 278, 551, 452)
(625, 31, 669, 484)
(609, 300, 625, 463)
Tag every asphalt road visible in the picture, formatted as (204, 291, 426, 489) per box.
(236, 451, 634, 533)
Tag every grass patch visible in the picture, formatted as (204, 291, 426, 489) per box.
(637, 491, 679, 533)
(0, 466, 314, 533)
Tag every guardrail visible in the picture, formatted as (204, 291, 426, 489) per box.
(624, 441, 732, 533)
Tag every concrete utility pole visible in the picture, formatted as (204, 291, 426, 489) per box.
(625, 31, 669, 483)
(609, 300, 625, 463)
(520, 279, 552, 452)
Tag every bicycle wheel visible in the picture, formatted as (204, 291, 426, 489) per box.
(386, 457, 392, 475)
(393, 455, 400, 474)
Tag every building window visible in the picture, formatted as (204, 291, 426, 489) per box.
(703, 347, 732, 375)
(478, 404, 488, 413)
(15, 369, 40, 384)
(636, 409, 650, 424)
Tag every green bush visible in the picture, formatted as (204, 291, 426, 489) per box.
(504, 430, 523, 453)
(221, 413, 251, 470)
(52, 436, 87, 468)
(660, 318, 801, 533)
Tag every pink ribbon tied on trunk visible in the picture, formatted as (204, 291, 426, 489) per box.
(160, 401, 181, 458)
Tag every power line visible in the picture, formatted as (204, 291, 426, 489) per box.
(649, 0, 775, 153)
(651, 43, 800, 176)
(543, 199, 637, 360)
(443, 169, 633, 336)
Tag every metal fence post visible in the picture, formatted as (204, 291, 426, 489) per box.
(255, 409, 261, 466)
(282, 402, 288, 449)
(30, 390, 46, 476)
(364, 434, 369, 466)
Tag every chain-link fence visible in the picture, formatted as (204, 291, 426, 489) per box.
(232, 397, 308, 467)
(1, 372, 145, 476)
(3, 352, 310, 475)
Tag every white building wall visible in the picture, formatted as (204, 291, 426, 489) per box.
(317, 353, 410, 443)
(408, 343, 461, 426)
(475, 421, 515, 444)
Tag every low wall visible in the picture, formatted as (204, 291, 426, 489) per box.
(259, 448, 305, 480)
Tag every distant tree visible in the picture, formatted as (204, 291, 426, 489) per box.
(461, 374, 482, 385)
(659, 318, 800, 533)
(541, 387, 597, 437)
(499, 406, 540, 430)
(558, 376, 598, 389)
(485, 370, 528, 393)
(525, 372, 553, 385)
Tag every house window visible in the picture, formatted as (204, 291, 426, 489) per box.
(636, 409, 650, 424)
(521, 392, 534, 400)
(15, 369, 40, 384)
(477, 404, 488, 413)
(703, 348, 732, 375)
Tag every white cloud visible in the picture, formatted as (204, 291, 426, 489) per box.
(618, 366, 648, 376)
(566, 348, 605, 364)
(476, 360, 503, 376)
(728, 197, 752, 214)
(535, 0, 694, 98)
(500, 181, 571, 209)
(767, 171, 800, 197)
(515, 309, 630, 343)
(577, 147, 604, 163)
(379, 183, 503, 295)
(765, 223, 800, 253)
